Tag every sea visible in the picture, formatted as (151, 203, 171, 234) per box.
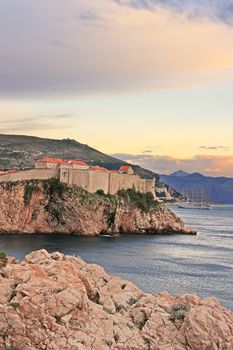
(0, 205, 232, 309)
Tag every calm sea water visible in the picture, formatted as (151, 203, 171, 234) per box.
(0, 205, 232, 309)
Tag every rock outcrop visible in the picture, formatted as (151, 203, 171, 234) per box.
(0, 180, 195, 235)
(0, 250, 232, 350)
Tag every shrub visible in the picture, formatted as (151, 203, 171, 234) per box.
(117, 189, 128, 201)
(44, 178, 67, 197)
(170, 303, 190, 321)
(96, 189, 105, 196)
(5, 181, 17, 191)
(24, 183, 40, 206)
(117, 188, 158, 212)
(0, 251, 8, 269)
(107, 209, 116, 225)
(10, 302, 20, 310)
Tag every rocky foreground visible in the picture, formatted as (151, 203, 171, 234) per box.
(0, 180, 195, 235)
(0, 250, 232, 350)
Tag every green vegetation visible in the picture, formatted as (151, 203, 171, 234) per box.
(10, 302, 20, 310)
(85, 187, 160, 212)
(24, 183, 40, 206)
(95, 189, 105, 196)
(0, 251, 8, 269)
(170, 303, 190, 321)
(44, 178, 67, 197)
(107, 209, 117, 225)
(117, 188, 159, 212)
(5, 181, 19, 191)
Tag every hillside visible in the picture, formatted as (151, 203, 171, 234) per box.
(0, 134, 158, 181)
(160, 171, 233, 204)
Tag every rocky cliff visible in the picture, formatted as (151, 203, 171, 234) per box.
(0, 249, 232, 350)
(0, 180, 194, 235)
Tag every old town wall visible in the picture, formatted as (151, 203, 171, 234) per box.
(0, 168, 59, 183)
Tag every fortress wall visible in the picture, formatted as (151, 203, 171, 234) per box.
(60, 169, 72, 185)
(60, 169, 145, 195)
(0, 169, 59, 183)
(144, 179, 156, 197)
(62, 169, 90, 191)
(88, 171, 109, 193)
(109, 173, 143, 195)
(60, 169, 109, 193)
(0, 165, 155, 197)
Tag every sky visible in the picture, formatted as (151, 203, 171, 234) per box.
(0, 0, 233, 176)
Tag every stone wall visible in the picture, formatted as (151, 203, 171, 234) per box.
(89, 170, 110, 193)
(60, 169, 110, 194)
(60, 169, 90, 190)
(109, 173, 144, 195)
(0, 167, 155, 197)
(144, 179, 156, 194)
(0, 169, 59, 183)
(59, 169, 155, 196)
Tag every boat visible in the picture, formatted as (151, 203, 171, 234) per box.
(178, 202, 212, 210)
(178, 190, 213, 210)
(100, 233, 119, 238)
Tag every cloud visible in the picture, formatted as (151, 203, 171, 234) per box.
(0, 114, 74, 133)
(74, 10, 108, 28)
(114, 0, 233, 25)
(111, 153, 233, 177)
(142, 149, 153, 154)
(0, 123, 67, 133)
(50, 40, 70, 49)
(199, 145, 231, 151)
(0, 0, 233, 97)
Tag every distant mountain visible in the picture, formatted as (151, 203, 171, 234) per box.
(170, 170, 190, 177)
(160, 171, 233, 204)
(0, 134, 159, 181)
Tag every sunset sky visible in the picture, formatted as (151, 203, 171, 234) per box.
(1, 0, 233, 176)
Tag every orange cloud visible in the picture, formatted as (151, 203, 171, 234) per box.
(112, 153, 233, 177)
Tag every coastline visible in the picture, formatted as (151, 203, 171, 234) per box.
(0, 180, 196, 236)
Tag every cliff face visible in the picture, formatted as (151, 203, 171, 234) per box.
(0, 250, 232, 350)
(0, 180, 194, 235)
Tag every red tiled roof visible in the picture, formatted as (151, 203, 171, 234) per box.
(68, 160, 88, 166)
(36, 158, 88, 166)
(7, 170, 18, 173)
(0, 170, 18, 176)
(119, 165, 131, 171)
(36, 157, 68, 165)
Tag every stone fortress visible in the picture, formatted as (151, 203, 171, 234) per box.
(0, 157, 156, 197)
